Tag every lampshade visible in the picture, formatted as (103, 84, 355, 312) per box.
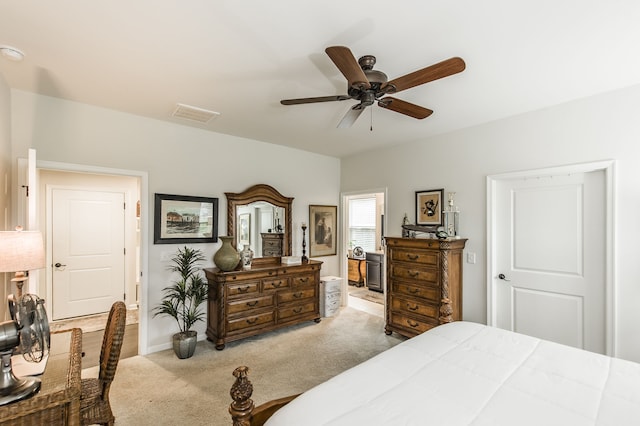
(0, 230, 45, 273)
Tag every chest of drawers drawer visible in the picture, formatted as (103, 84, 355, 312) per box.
(389, 264, 438, 284)
(388, 311, 438, 334)
(390, 295, 439, 319)
(277, 287, 316, 304)
(227, 294, 274, 315)
(228, 281, 260, 298)
(390, 248, 439, 266)
(278, 301, 316, 321)
(263, 277, 289, 291)
(228, 311, 275, 333)
(390, 280, 440, 303)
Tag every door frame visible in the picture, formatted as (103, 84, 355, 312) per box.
(340, 188, 388, 306)
(37, 159, 150, 355)
(486, 160, 616, 356)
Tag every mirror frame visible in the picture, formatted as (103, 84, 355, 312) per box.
(225, 184, 293, 256)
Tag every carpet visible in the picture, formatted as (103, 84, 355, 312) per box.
(349, 287, 385, 305)
(84, 306, 403, 426)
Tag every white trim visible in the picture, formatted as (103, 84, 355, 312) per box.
(340, 187, 388, 307)
(36, 160, 150, 355)
(486, 160, 616, 356)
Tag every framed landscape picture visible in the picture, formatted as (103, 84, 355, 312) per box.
(154, 193, 218, 244)
(309, 205, 337, 257)
(415, 189, 444, 226)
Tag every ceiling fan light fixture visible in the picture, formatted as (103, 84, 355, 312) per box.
(0, 46, 25, 62)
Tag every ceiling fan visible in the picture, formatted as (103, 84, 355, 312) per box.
(280, 46, 466, 128)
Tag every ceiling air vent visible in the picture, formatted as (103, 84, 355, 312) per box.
(172, 104, 220, 123)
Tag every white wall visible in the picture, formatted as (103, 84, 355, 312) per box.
(0, 74, 12, 319)
(10, 90, 341, 353)
(341, 84, 640, 362)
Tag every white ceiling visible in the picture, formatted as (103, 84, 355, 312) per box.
(2, 1, 640, 158)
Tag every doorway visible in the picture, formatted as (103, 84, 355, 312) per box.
(487, 160, 615, 355)
(342, 190, 386, 317)
(38, 166, 146, 358)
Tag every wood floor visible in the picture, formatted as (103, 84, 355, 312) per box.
(50, 308, 139, 370)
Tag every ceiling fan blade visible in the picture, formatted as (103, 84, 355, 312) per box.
(325, 46, 371, 90)
(337, 105, 365, 128)
(382, 57, 465, 94)
(280, 95, 350, 105)
(378, 97, 433, 119)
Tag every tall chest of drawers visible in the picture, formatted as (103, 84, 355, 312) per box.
(384, 237, 467, 338)
(261, 232, 284, 257)
(204, 258, 322, 349)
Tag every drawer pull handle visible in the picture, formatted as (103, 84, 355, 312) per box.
(408, 271, 420, 278)
(407, 303, 419, 311)
(293, 292, 303, 298)
(272, 281, 282, 288)
(238, 286, 250, 293)
(407, 319, 419, 328)
(293, 307, 303, 313)
(407, 254, 419, 260)
(299, 277, 309, 283)
(409, 288, 420, 295)
(268, 271, 274, 276)
(246, 318, 258, 325)
(246, 301, 259, 307)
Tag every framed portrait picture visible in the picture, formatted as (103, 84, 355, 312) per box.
(309, 205, 337, 257)
(154, 193, 218, 244)
(238, 213, 251, 246)
(415, 189, 444, 226)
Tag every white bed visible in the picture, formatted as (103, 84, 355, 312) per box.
(247, 321, 640, 425)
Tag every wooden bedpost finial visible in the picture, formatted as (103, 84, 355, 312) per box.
(230, 366, 255, 426)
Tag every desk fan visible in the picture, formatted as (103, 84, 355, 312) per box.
(0, 294, 50, 406)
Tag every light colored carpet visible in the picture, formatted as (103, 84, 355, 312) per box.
(82, 306, 403, 426)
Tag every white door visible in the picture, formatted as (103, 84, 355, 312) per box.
(51, 188, 125, 320)
(493, 170, 606, 353)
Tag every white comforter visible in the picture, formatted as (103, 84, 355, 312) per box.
(266, 321, 640, 425)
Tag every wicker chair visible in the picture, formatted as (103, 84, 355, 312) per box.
(80, 301, 127, 426)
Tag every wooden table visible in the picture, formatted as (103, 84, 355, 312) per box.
(0, 328, 82, 425)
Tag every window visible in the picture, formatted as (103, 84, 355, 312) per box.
(348, 197, 376, 253)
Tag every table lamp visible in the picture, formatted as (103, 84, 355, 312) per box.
(0, 227, 45, 298)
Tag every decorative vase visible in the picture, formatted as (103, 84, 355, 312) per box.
(240, 244, 254, 270)
(213, 236, 240, 272)
(173, 330, 197, 359)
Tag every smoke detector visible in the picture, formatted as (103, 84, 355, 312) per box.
(0, 46, 25, 62)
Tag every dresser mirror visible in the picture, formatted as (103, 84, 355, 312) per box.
(225, 184, 293, 257)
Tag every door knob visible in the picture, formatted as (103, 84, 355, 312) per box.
(54, 263, 67, 268)
(498, 273, 511, 281)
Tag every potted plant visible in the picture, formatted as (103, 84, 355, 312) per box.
(153, 246, 208, 359)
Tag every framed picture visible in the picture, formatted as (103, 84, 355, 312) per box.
(415, 189, 444, 226)
(154, 193, 218, 244)
(238, 213, 251, 246)
(309, 205, 337, 257)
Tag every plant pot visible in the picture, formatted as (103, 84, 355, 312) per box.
(173, 330, 197, 359)
(213, 236, 241, 272)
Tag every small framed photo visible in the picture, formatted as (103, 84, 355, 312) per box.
(415, 189, 444, 226)
(309, 205, 337, 257)
(238, 213, 251, 246)
(154, 193, 218, 244)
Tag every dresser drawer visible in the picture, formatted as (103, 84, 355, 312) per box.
(390, 264, 438, 284)
(263, 278, 289, 291)
(278, 301, 316, 320)
(263, 239, 281, 249)
(227, 295, 274, 315)
(391, 281, 440, 302)
(291, 274, 314, 287)
(390, 295, 439, 319)
(227, 281, 260, 298)
(390, 248, 439, 266)
(388, 311, 438, 334)
(278, 287, 316, 304)
(227, 311, 275, 333)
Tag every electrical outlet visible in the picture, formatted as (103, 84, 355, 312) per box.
(466, 252, 476, 264)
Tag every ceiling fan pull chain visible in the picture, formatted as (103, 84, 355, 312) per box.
(370, 107, 373, 131)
